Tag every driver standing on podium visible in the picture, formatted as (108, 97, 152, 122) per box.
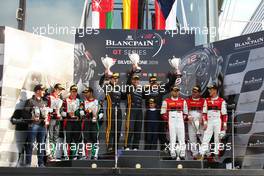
(161, 86, 188, 160)
(186, 86, 206, 159)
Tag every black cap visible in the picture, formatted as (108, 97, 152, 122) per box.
(70, 85, 78, 91)
(149, 75, 157, 82)
(192, 85, 201, 92)
(34, 84, 45, 92)
(111, 72, 120, 79)
(171, 85, 180, 91)
(207, 83, 218, 89)
(82, 87, 93, 93)
(54, 83, 65, 90)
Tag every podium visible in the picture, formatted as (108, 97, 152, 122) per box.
(47, 150, 225, 169)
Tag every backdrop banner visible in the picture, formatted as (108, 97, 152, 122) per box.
(75, 29, 264, 169)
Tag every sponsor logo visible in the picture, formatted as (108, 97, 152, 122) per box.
(241, 68, 264, 93)
(234, 36, 264, 49)
(257, 91, 264, 111)
(226, 51, 249, 75)
(246, 132, 264, 155)
(228, 60, 246, 67)
(244, 77, 263, 85)
(105, 33, 164, 57)
(235, 113, 255, 134)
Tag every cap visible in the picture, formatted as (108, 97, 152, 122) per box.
(111, 72, 120, 79)
(132, 74, 140, 80)
(34, 84, 45, 92)
(207, 83, 218, 89)
(54, 83, 65, 90)
(149, 98, 155, 104)
(171, 85, 180, 91)
(192, 85, 201, 92)
(82, 87, 93, 93)
(149, 75, 157, 82)
(70, 85, 78, 91)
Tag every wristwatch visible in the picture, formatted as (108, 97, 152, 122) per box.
(178, 46, 223, 97)
(74, 43, 96, 85)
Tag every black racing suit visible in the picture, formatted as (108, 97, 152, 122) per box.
(99, 75, 126, 151)
(124, 71, 143, 150)
(143, 72, 176, 151)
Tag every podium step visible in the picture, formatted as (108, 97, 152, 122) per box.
(118, 150, 160, 168)
(160, 160, 205, 169)
(47, 159, 115, 168)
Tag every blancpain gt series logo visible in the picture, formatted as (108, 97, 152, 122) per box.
(105, 33, 164, 57)
(235, 36, 264, 49)
(106, 40, 154, 47)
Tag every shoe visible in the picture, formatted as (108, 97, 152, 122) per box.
(38, 164, 45, 167)
(171, 153, 176, 159)
(24, 164, 31, 167)
(133, 148, 138, 151)
(64, 156, 69, 160)
(179, 157, 185, 160)
(196, 154, 203, 160)
(125, 148, 130, 151)
(108, 147, 113, 152)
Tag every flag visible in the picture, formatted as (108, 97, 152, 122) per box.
(92, 0, 114, 29)
(155, 0, 178, 30)
(123, 0, 146, 29)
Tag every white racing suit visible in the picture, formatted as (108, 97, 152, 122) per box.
(186, 97, 205, 157)
(161, 97, 188, 158)
(201, 96, 227, 156)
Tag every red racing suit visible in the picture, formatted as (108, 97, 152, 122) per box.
(186, 97, 206, 156)
(161, 97, 188, 158)
(201, 96, 227, 155)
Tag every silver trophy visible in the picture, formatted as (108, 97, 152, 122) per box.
(51, 99, 63, 117)
(192, 119, 201, 136)
(69, 102, 77, 113)
(101, 55, 117, 76)
(168, 56, 182, 75)
(128, 53, 141, 73)
(190, 112, 201, 136)
(32, 106, 41, 121)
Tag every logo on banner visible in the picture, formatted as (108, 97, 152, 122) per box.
(246, 132, 264, 155)
(225, 51, 249, 75)
(105, 33, 163, 57)
(257, 91, 264, 111)
(241, 68, 264, 93)
(235, 113, 255, 134)
(234, 36, 264, 49)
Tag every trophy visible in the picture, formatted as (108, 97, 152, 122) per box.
(192, 119, 201, 136)
(32, 106, 40, 121)
(168, 56, 182, 76)
(69, 102, 77, 118)
(190, 112, 201, 136)
(101, 55, 117, 76)
(128, 53, 141, 73)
